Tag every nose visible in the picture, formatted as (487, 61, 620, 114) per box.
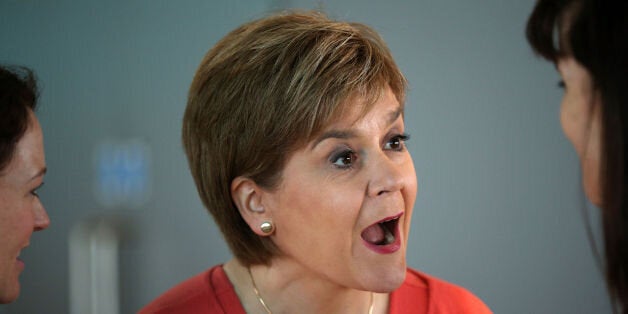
(33, 202, 50, 231)
(366, 152, 412, 197)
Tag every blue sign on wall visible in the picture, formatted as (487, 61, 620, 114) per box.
(94, 139, 151, 208)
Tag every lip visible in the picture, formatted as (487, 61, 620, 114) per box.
(16, 246, 27, 269)
(361, 212, 403, 254)
(16, 256, 25, 270)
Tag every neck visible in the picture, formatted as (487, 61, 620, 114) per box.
(224, 259, 387, 314)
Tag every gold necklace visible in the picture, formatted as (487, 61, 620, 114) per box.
(247, 267, 374, 314)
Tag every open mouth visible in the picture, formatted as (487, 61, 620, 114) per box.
(361, 214, 401, 246)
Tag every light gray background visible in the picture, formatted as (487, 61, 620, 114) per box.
(0, 1, 611, 313)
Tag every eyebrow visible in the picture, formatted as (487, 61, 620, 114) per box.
(310, 106, 404, 149)
(29, 167, 47, 182)
(311, 130, 358, 149)
(387, 107, 404, 125)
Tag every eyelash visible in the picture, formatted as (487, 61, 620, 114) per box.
(385, 134, 410, 151)
(329, 133, 410, 169)
(31, 182, 44, 197)
(558, 80, 566, 89)
(330, 149, 356, 169)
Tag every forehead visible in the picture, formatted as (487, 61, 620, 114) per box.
(332, 87, 402, 125)
(0, 113, 45, 181)
(332, 86, 401, 123)
(309, 87, 403, 145)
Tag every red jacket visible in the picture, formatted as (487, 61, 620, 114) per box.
(139, 265, 492, 313)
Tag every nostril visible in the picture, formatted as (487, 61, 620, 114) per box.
(34, 209, 51, 231)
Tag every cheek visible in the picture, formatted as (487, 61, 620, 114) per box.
(582, 108, 603, 206)
(403, 161, 418, 227)
(0, 203, 31, 260)
(560, 95, 585, 156)
(559, 93, 603, 205)
(271, 186, 360, 261)
(403, 158, 418, 203)
(274, 182, 356, 230)
(582, 155, 602, 206)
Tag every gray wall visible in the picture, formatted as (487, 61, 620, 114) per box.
(0, 1, 611, 313)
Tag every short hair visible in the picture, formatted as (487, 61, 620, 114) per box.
(527, 1, 628, 312)
(0, 66, 39, 173)
(182, 11, 406, 265)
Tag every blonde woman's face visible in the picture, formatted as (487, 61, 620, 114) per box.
(262, 87, 417, 292)
(557, 56, 602, 205)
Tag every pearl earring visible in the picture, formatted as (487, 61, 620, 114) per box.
(260, 221, 274, 234)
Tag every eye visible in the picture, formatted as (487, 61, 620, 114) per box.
(384, 134, 410, 151)
(330, 149, 357, 169)
(31, 182, 44, 198)
(558, 80, 566, 89)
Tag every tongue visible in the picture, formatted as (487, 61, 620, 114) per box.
(361, 224, 385, 244)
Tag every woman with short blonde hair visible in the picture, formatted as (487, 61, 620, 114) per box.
(141, 11, 491, 313)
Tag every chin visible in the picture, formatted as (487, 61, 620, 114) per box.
(584, 187, 602, 208)
(0, 278, 20, 304)
(582, 171, 602, 207)
(368, 261, 407, 293)
(0, 289, 19, 304)
(581, 153, 602, 207)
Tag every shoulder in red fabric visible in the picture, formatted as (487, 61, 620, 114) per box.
(137, 265, 246, 314)
(389, 268, 492, 314)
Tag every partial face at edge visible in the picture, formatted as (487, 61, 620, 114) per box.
(0, 111, 49, 303)
(557, 56, 602, 205)
(261, 87, 418, 292)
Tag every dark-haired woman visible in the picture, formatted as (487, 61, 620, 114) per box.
(0, 65, 49, 303)
(527, 1, 628, 312)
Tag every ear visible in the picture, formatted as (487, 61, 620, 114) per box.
(231, 176, 274, 236)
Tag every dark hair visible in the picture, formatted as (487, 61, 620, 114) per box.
(182, 11, 406, 265)
(0, 65, 39, 173)
(527, 1, 628, 312)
